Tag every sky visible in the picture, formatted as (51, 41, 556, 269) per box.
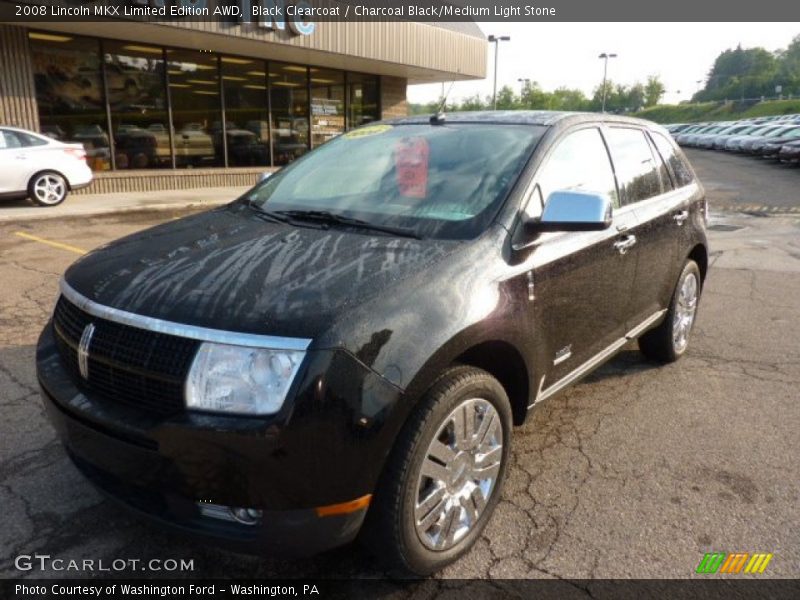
(408, 23, 800, 106)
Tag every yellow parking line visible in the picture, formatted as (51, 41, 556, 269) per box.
(14, 231, 87, 255)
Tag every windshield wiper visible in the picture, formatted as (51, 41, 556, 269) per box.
(245, 200, 293, 225)
(274, 210, 422, 239)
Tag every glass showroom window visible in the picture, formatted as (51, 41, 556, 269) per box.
(167, 50, 224, 168)
(310, 68, 344, 147)
(221, 56, 270, 167)
(270, 62, 309, 166)
(30, 32, 110, 171)
(104, 42, 170, 170)
(346, 73, 380, 129)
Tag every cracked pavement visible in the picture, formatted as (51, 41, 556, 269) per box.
(1, 153, 798, 582)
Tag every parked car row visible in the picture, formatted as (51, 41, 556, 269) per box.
(667, 115, 800, 163)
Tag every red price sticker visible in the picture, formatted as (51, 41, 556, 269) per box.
(395, 137, 429, 198)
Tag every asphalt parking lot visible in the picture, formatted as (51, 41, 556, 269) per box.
(1, 150, 798, 583)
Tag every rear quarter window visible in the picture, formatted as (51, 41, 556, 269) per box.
(651, 131, 695, 188)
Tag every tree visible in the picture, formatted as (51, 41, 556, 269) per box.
(549, 87, 590, 111)
(694, 44, 780, 101)
(776, 35, 800, 96)
(495, 85, 518, 110)
(644, 75, 666, 107)
(459, 94, 487, 111)
(519, 81, 549, 109)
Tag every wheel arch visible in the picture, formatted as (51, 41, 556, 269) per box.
(453, 341, 530, 426)
(28, 168, 73, 191)
(401, 328, 534, 429)
(687, 243, 708, 283)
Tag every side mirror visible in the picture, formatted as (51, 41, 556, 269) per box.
(529, 190, 613, 232)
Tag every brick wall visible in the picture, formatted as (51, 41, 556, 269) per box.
(74, 167, 274, 195)
(380, 76, 409, 119)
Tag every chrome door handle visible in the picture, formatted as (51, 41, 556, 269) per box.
(673, 210, 689, 225)
(613, 234, 637, 255)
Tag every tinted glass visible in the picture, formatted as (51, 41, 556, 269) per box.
(651, 132, 694, 188)
(535, 127, 619, 211)
(30, 33, 110, 171)
(270, 62, 309, 166)
(18, 132, 49, 147)
(221, 57, 269, 167)
(605, 127, 663, 205)
(167, 50, 223, 168)
(310, 69, 344, 147)
(347, 72, 379, 128)
(246, 124, 545, 240)
(647, 135, 672, 192)
(104, 42, 170, 170)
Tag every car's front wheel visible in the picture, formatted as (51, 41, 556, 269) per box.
(639, 259, 702, 362)
(28, 171, 69, 207)
(362, 366, 512, 576)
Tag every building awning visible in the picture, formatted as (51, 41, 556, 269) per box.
(20, 19, 487, 83)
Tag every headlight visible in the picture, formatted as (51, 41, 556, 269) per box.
(185, 342, 305, 415)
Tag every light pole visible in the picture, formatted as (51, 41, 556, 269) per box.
(488, 35, 511, 110)
(517, 77, 531, 95)
(598, 52, 617, 113)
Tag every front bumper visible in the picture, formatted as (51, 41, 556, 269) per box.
(36, 323, 405, 556)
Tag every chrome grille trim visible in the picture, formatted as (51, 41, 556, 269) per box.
(60, 278, 312, 351)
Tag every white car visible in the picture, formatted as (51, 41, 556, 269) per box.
(0, 126, 93, 206)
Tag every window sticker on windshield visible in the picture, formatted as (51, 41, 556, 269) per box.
(343, 124, 393, 139)
(395, 137, 429, 198)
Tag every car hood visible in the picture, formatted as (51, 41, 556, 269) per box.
(64, 204, 459, 342)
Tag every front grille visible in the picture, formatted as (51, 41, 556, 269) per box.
(52, 295, 201, 416)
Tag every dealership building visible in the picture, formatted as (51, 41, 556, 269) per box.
(0, 15, 486, 193)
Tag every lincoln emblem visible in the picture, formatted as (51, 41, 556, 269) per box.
(77, 323, 95, 380)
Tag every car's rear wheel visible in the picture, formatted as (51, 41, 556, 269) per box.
(361, 366, 512, 576)
(28, 171, 68, 207)
(639, 259, 702, 363)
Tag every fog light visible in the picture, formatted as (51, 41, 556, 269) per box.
(197, 502, 262, 526)
(231, 507, 263, 525)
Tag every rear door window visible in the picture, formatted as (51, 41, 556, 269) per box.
(604, 127, 663, 205)
(650, 131, 695, 188)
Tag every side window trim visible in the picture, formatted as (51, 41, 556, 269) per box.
(597, 124, 624, 210)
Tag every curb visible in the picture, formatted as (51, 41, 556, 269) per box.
(0, 199, 232, 224)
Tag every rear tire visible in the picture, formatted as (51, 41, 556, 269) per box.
(638, 260, 702, 363)
(361, 366, 512, 576)
(28, 171, 68, 207)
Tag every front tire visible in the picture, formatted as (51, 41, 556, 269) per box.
(638, 259, 702, 363)
(28, 171, 68, 207)
(361, 366, 512, 576)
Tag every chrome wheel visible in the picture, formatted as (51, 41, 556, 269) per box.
(672, 271, 698, 353)
(33, 174, 66, 205)
(414, 398, 503, 551)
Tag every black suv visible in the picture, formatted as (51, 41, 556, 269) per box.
(37, 111, 708, 575)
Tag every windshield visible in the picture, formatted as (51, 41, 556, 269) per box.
(244, 123, 545, 240)
(765, 126, 794, 137)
